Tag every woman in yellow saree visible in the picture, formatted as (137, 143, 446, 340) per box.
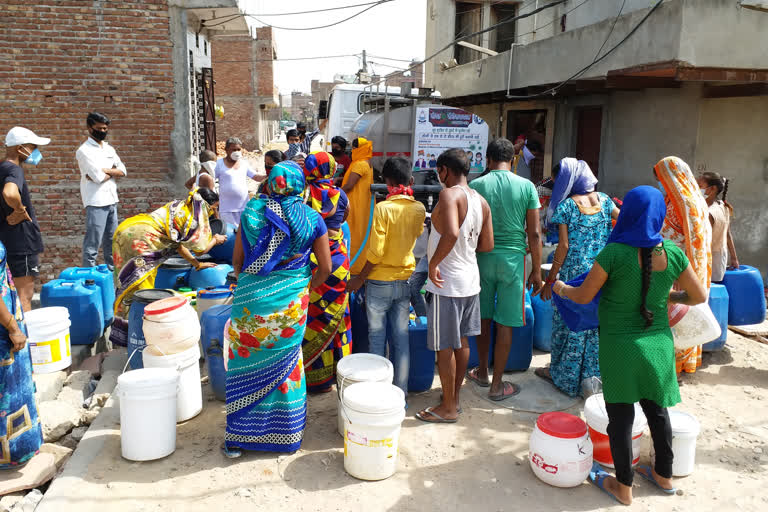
(110, 188, 226, 345)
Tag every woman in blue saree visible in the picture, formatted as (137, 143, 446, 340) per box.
(223, 161, 331, 456)
(0, 241, 43, 468)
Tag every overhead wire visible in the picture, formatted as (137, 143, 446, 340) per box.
(513, 0, 592, 40)
(201, 0, 394, 27)
(506, 0, 664, 99)
(246, 0, 394, 31)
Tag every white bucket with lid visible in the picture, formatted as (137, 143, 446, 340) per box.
(142, 296, 200, 356)
(24, 307, 72, 374)
(143, 344, 202, 422)
(584, 393, 647, 468)
(335, 353, 394, 436)
(342, 381, 405, 481)
(665, 409, 701, 477)
(117, 368, 179, 461)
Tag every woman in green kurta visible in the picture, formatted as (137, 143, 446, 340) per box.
(552, 186, 707, 506)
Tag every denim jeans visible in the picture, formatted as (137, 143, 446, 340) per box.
(366, 279, 411, 394)
(83, 204, 118, 268)
(408, 271, 428, 318)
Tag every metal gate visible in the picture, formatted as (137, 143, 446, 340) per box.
(201, 67, 216, 152)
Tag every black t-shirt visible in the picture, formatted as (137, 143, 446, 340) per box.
(0, 160, 44, 255)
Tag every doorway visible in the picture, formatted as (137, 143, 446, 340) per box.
(506, 109, 547, 183)
(575, 107, 602, 177)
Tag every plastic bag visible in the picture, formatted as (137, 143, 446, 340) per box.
(552, 272, 601, 332)
(671, 302, 721, 350)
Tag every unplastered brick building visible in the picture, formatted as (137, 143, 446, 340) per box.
(0, 0, 255, 282)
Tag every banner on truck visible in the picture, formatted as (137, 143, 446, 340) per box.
(412, 107, 489, 172)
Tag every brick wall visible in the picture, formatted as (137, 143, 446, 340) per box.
(0, 0, 177, 284)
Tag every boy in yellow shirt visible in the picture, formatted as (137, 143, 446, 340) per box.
(347, 157, 426, 394)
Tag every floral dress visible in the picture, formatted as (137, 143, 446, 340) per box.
(549, 193, 615, 397)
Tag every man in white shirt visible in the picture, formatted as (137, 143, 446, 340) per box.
(76, 112, 126, 268)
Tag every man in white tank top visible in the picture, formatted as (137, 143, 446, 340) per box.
(415, 149, 495, 424)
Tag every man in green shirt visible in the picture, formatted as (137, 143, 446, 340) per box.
(468, 138, 543, 400)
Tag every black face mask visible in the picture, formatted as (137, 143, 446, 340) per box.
(331, 148, 343, 157)
(91, 129, 108, 142)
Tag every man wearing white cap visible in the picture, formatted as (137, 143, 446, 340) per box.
(1, 127, 50, 312)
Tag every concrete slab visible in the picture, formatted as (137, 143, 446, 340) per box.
(0, 453, 55, 496)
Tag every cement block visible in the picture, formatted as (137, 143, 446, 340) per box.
(70, 344, 94, 369)
(33, 371, 66, 403)
(39, 443, 73, 471)
(38, 401, 82, 442)
(101, 348, 128, 374)
(58, 370, 93, 409)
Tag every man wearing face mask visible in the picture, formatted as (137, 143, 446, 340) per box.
(214, 137, 257, 227)
(1, 127, 50, 312)
(331, 136, 351, 181)
(77, 112, 126, 269)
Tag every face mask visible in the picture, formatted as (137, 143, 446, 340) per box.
(230, 151, 242, 162)
(23, 148, 43, 166)
(700, 188, 709, 198)
(657, 181, 666, 196)
(201, 161, 216, 174)
(331, 148, 343, 157)
(91, 129, 108, 142)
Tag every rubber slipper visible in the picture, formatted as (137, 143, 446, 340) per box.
(221, 442, 242, 459)
(488, 381, 520, 401)
(635, 465, 677, 495)
(438, 394, 463, 414)
(534, 367, 554, 384)
(466, 367, 490, 388)
(589, 464, 628, 506)
(415, 407, 458, 424)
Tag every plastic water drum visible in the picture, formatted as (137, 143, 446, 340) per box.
(584, 393, 647, 468)
(154, 257, 192, 290)
(703, 284, 729, 352)
(529, 412, 593, 488)
(407, 316, 434, 393)
(40, 279, 103, 345)
(350, 290, 369, 354)
(24, 307, 72, 374)
(722, 265, 766, 325)
(342, 382, 405, 481)
(117, 368, 179, 461)
(336, 353, 394, 436)
(207, 222, 237, 263)
(142, 296, 201, 356)
(189, 264, 234, 291)
(491, 291, 535, 371)
(532, 294, 553, 352)
(200, 304, 231, 401)
(60, 266, 115, 328)
(143, 344, 202, 422)
(127, 289, 175, 370)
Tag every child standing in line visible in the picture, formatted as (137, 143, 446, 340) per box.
(347, 157, 426, 396)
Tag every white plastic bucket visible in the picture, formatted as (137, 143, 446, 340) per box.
(529, 412, 593, 488)
(584, 393, 647, 468)
(143, 344, 202, 422)
(24, 307, 72, 374)
(342, 381, 405, 481)
(117, 368, 179, 461)
(143, 296, 201, 355)
(335, 353, 394, 436)
(668, 409, 700, 477)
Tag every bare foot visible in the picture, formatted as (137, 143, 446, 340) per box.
(604, 476, 633, 505)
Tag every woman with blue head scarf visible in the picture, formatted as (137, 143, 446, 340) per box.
(551, 186, 706, 505)
(536, 158, 618, 397)
(223, 161, 332, 457)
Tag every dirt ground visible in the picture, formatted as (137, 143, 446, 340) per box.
(37, 330, 768, 512)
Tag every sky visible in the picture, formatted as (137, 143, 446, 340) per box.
(241, 0, 427, 94)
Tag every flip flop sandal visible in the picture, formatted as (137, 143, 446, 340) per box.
(635, 465, 677, 495)
(534, 367, 555, 384)
(466, 367, 490, 388)
(415, 407, 458, 424)
(221, 442, 243, 459)
(488, 381, 520, 401)
(438, 393, 463, 414)
(589, 464, 628, 506)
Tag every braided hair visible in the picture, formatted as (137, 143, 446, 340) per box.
(700, 171, 734, 215)
(640, 247, 654, 328)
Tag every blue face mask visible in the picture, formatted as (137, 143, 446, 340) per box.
(656, 181, 666, 196)
(24, 148, 43, 166)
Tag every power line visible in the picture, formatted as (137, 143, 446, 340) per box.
(506, 0, 664, 99)
(592, 0, 626, 62)
(201, 1, 394, 27)
(215, 54, 359, 63)
(247, 0, 394, 31)
(515, 0, 592, 40)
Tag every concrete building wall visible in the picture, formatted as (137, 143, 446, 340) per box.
(0, 0, 178, 281)
(695, 96, 768, 276)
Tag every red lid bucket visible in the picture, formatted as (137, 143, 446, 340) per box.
(143, 296, 188, 317)
(536, 412, 587, 439)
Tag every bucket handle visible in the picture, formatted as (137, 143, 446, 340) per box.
(121, 346, 144, 375)
(338, 374, 352, 427)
